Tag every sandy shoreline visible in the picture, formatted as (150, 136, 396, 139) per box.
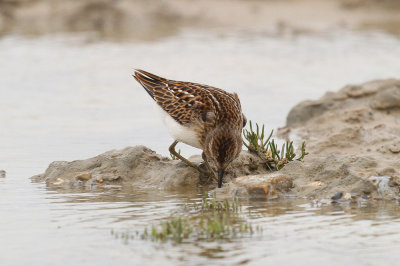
(1, 0, 400, 40)
(32, 78, 400, 202)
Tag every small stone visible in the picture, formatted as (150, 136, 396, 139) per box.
(369, 176, 397, 198)
(344, 192, 357, 201)
(389, 176, 400, 187)
(388, 143, 400, 153)
(370, 86, 400, 110)
(362, 195, 370, 200)
(235, 174, 293, 199)
(96, 177, 104, 183)
(344, 84, 377, 98)
(307, 181, 324, 187)
(0, 170, 5, 178)
(53, 178, 64, 185)
(331, 192, 343, 200)
(320, 199, 332, 205)
(76, 173, 92, 181)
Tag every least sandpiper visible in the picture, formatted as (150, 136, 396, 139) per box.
(133, 69, 246, 188)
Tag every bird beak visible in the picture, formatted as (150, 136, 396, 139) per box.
(218, 168, 225, 188)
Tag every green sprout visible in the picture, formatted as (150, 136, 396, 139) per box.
(296, 141, 308, 161)
(243, 121, 273, 153)
(243, 121, 308, 170)
(170, 149, 181, 160)
(149, 217, 193, 243)
(197, 191, 241, 214)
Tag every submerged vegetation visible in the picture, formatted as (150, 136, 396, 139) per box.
(112, 192, 262, 243)
(143, 192, 260, 242)
(243, 121, 308, 170)
(112, 122, 307, 243)
(189, 192, 241, 213)
(170, 148, 181, 160)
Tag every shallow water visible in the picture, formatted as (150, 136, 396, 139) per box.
(1, 30, 400, 265)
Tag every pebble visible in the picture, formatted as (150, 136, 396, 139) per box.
(369, 176, 397, 197)
(308, 181, 324, 187)
(76, 173, 92, 181)
(389, 143, 400, 153)
(344, 192, 357, 201)
(331, 192, 343, 200)
(0, 170, 6, 178)
(53, 178, 64, 185)
(362, 195, 370, 200)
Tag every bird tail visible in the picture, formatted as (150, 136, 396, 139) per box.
(133, 69, 168, 99)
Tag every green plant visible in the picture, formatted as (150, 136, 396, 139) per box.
(170, 149, 181, 160)
(197, 191, 241, 213)
(243, 121, 308, 170)
(148, 217, 193, 243)
(243, 121, 273, 153)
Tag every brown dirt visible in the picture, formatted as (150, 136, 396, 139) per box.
(33, 79, 400, 202)
(277, 79, 400, 201)
(31, 145, 271, 189)
(32, 79, 400, 202)
(1, 0, 400, 40)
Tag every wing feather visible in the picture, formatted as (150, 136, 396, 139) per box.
(134, 70, 214, 125)
(133, 70, 244, 129)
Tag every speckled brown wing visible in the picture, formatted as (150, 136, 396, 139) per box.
(133, 69, 216, 125)
(133, 69, 245, 131)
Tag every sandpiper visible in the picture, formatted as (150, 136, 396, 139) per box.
(133, 69, 246, 188)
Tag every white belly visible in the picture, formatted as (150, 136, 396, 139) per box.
(156, 106, 202, 149)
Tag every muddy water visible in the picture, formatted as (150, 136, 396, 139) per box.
(1, 30, 400, 265)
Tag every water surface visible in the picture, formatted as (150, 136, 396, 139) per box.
(1, 30, 400, 265)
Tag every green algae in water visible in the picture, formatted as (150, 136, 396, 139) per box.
(114, 192, 262, 243)
(193, 191, 241, 214)
(144, 193, 260, 242)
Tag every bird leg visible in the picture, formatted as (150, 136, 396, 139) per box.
(202, 152, 218, 182)
(169, 140, 206, 173)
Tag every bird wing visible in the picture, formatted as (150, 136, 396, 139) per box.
(134, 69, 216, 125)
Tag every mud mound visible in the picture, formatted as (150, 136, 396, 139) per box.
(31, 146, 271, 189)
(32, 79, 400, 202)
(279, 79, 400, 201)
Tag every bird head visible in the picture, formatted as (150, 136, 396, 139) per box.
(203, 125, 243, 188)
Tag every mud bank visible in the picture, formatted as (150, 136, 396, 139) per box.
(277, 79, 400, 201)
(31, 146, 269, 189)
(32, 79, 400, 201)
(2, 0, 400, 40)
